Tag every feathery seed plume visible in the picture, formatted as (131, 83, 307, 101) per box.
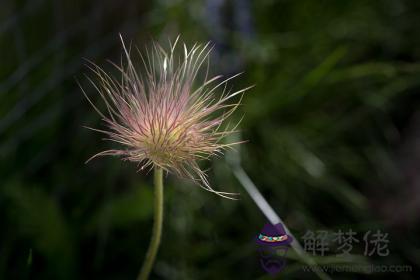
(83, 36, 250, 199)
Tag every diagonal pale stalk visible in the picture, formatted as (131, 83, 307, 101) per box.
(137, 167, 164, 280)
(231, 165, 331, 280)
(226, 134, 331, 280)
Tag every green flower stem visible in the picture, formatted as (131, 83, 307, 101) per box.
(138, 167, 164, 280)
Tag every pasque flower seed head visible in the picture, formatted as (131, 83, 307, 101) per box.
(83, 36, 250, 199)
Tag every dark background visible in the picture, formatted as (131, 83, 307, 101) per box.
(1, 0, 419, 279)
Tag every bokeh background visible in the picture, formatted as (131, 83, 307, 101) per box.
(1, 0, 419, 279)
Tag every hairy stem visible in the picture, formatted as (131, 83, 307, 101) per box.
(137, 167, 164, 280)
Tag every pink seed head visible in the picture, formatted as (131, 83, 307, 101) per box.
(83, 36, 250, 199)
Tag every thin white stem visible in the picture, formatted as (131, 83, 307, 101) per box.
(227, 145, 331, 280)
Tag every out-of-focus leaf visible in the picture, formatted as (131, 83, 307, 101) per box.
(3, 182, 75, 279)
(87, 184, 153, 232)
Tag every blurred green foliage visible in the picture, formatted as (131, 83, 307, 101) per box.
(1, 0, 419, 279)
